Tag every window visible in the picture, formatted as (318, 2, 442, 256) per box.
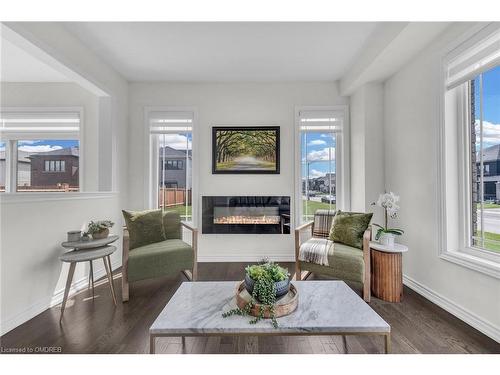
(482, 164, 490, 175)
(44, 160, 66, 172)
(470, 66, 500, 253)
(148, 110, 194, 222)
(0, 110, 81, 193)
(296, 107, 346, 223)
(440, 24, 500, 276)
(165, 159, 184, 170)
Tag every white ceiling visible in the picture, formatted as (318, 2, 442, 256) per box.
(1, 37, 71, 82)
(62, 22, 378, 82)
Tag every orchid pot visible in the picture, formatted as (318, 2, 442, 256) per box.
(379, 232, 396, 247)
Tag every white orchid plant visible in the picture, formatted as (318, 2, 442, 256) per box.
(371, 192, 404, 240)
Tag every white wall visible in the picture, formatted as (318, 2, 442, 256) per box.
(0, 23, 129, 334)
(0, 193, 122, 335)
(350, 88, 367, 211)
(350, 83, 385, 224)
(1, 82, 100, 191)
(383, 23, 500, 341)
(128, 82, 347, 261)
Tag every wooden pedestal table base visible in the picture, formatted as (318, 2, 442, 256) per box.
(370, 242, 409, 303)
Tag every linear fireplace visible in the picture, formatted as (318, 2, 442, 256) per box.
(202, 196, 290, 234)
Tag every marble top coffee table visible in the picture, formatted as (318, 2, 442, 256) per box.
(149, 280, 391, 354)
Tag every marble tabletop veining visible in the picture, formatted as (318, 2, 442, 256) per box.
(150, 280, 390, 335)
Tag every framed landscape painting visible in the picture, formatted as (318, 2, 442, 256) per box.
(212, 126, 280, 174)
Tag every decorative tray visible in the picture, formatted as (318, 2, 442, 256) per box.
(235, 281, 298, 318)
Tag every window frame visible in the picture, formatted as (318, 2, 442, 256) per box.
(438, 25, 500, 278)
(0, 107, 84, 194)
(144, 106, 198, 225)
(294, 105, 350, 226)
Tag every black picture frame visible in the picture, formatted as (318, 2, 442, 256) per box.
(212, 126, 280, 174)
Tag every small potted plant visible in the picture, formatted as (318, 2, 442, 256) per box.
(223, 260, 290, 328)
(371, 192, 404, 247)
(87, 220, 114, 240)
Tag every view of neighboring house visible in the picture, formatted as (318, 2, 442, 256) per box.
(477, 144, 500, 202)
(311, 172, 335, 194)
(159, 146, 191, 189)
(302, 172, 336, 195)
(27, 147, 79, 189)
(0, 150, 31, 190)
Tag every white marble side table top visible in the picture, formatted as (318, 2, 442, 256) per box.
(369, 241, 409, 253)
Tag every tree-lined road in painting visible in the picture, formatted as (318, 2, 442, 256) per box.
(214, 128, 277, 171)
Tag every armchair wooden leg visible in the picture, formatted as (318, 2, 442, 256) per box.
(363, 278, 371, 303)
(122, 276, 129, 302)
(192, 262, 198, 281)
(295, 262, 301, 281)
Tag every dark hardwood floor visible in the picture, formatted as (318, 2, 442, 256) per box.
(1, 262, 499, 354)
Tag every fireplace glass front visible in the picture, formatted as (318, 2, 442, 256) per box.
(202, 196, 290, 234)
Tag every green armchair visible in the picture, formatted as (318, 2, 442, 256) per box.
(295, 210, 371, 302)
(121, 210, 197, 302)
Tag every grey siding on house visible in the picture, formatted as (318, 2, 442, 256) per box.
(159, 146, 192, 189)
(477, 144, 500, 201)
(0, 151, 31, 188)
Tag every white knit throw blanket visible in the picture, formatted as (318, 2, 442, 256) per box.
(298, 238, 333, 266)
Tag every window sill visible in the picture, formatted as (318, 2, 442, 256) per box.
(0, 191, 119, 204)
(439, 249, 500, 279)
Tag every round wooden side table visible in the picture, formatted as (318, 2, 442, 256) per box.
(370, 241, 408, 303)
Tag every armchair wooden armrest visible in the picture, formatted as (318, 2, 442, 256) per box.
(122, 226, 130, 302)
(181, 221, 198, 281)
(294, 221, 313, 281)
(362, 227, 372, 303)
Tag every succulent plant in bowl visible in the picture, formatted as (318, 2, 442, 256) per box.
(87, 220, 114, 240)
(244, 262, 290, 301)
(223, 261, 290, 328)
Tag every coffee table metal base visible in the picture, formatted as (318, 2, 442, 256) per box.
(149, 331, 391, 354)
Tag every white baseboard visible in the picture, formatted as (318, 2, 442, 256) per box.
(197, 254, 296, 262)
(403, 274, 500, 343)
(1, 259, 121, 336)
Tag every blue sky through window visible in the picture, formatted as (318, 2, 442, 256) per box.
(0, 140, 79, 153)
(301, 131, 336, 179)
(474, 65, 500, 149)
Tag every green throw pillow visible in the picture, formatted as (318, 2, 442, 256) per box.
(329, 211, 373, 249)
(122, 209, 166, 250)
(162, 210, 182, 240)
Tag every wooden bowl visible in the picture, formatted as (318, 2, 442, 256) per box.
(235, 281, 298, 318)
